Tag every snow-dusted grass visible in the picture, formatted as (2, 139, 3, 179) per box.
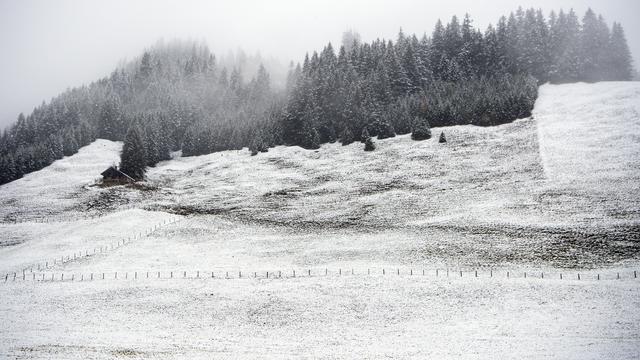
(1, 277, 638, 359)
(0, 82, 639, 359)
(536, 82, 640, 187)
(0, 209, 177, 275)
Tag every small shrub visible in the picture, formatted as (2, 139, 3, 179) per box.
(364, 137, 376, 151)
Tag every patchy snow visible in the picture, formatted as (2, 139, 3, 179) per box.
(0, 277, 638, 359)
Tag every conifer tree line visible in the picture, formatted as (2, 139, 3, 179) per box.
(0, 7, 634, 184)
(281, 7, 633, 148)
(0, 40, 283, 183)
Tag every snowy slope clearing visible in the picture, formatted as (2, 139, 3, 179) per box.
(0, 82, 639, 359)
(0, 139, 123, 221)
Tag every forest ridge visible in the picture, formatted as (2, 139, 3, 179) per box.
(0, 7, 634, 183)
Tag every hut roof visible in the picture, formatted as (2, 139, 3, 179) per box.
(101, 166, 135, 182)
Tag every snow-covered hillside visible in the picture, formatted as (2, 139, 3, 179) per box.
(536, 82, 640, 187)
(0, 82, 639, 359)
(0, 140, 123, 220)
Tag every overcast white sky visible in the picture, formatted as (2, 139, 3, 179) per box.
(0, 0, 638, 128)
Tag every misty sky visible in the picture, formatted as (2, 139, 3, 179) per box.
(0, 0, 638, 129)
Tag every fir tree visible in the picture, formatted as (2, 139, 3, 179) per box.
(411, 117, 432, 140)
(249, 131, 268, 156)
(139, 51, 152, 79)
(300, 123, 320, 150)
(340, 127, 355, 146)
(439, 131, 447, 143)
(609, 22, 634, 81)
(119, 126, 147, 180)
(377, 122, 396, 140)
(62, 129, 79, 156)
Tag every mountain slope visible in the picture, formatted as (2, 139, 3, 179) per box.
(2, 82, 638, 271)
(0, 82, 639, 360)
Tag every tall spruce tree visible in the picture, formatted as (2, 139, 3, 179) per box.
(120, 126, 147, 180)
(609, 22, 633, 81)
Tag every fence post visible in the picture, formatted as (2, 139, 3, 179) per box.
(507, 271, 509, 278)
(577, 273, 580, 280)
(239, 271, 242, 278)
(325, 268, 328, 276)
(308, 269, 311, 277)
(62, 274, 64, 281)
(398, 268, 400, 275)
(490, 269, 492, 277)
(597, 274, 600, 280)
(382, 269, 384, 275)
(617, 273, 620, 280)
(266, 271, 269, 279)
(197, 271, 199, 278)
(541, 272, 544, 279)
(524, 272, 527, 278)
(475, 270, 477, 278)
(293, 270, 295, 278)
(226, 271, 229, 279)
(410, 269, 413, 276)
(560, 273, 562, 280)
(460, 270, 462, 277)
(436, 269, 439, 277)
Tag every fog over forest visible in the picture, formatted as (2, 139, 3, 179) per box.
(0, 0, 638, 128)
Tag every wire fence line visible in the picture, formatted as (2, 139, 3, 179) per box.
(2, 267, 638, 284)
(0, 204, 143, 225)
(1, 215, 182, 278)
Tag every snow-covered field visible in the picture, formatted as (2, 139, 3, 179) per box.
(1, 276, 638, 359)
(0, 82, 639, 359)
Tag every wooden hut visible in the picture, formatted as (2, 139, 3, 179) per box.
(100, 166, 135, 185)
